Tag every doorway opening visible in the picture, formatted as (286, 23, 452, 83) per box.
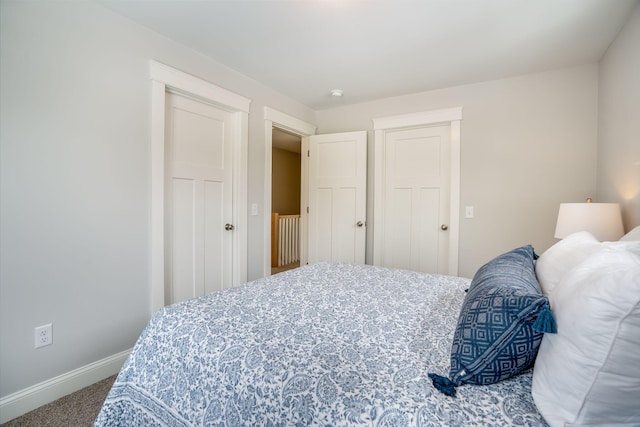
(271, 127, 302, 275)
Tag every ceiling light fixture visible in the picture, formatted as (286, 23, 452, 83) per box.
(330, 89, 343, 97)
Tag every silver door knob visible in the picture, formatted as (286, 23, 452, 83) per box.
(225, 223, 235, 231)
(356, 221, 364, 227)
(441, 224, 448, 230)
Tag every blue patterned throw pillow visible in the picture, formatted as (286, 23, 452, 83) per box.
(430, 245, 556, 397)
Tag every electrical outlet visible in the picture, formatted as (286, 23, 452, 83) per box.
(34, 324, 52, 349)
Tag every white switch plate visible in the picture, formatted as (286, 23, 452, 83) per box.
(251, 203, 258, 216)
(465, 206, 474, 219)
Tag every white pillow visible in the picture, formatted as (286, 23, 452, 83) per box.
(620, 225, 640, 241)
(532, 244, 640, 427)
(535, 231, 600, 296)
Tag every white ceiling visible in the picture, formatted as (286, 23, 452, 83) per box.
(100, 0, 637, 110)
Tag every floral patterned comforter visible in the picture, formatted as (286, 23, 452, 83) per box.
(95, 262, 547, 426)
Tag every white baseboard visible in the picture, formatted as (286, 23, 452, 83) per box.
(0, 348, 131, 424)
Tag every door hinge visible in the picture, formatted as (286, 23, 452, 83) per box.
(307, 206, 309, 214)
(307, 150, 310, 157)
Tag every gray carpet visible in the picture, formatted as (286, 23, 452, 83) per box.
(1, 375, 116, 427)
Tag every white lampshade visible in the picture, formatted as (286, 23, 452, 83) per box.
(554, 202, 624, 241)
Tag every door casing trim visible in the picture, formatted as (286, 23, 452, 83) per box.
(372, 107, 462, 276)
(150, 60, 250, 312)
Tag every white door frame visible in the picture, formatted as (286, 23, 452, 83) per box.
(150, 60, 251, 312)
(372, 107, 463, 276)
(263, 107, 316, 277)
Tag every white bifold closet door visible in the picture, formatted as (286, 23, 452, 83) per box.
(164, 92, 235, 304)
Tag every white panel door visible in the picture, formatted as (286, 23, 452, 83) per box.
(165, 92, 234, 304)
(382, 125, 450, 273)
(308, 131, 367, 264)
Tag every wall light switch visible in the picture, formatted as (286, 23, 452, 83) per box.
(465, 206, 474, 219)
(251, 203, 258, 216)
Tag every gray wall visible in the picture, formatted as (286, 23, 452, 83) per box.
(316, 65, 599, 278)
(597, 2, 640, 231)
(0, 0, 315, 397)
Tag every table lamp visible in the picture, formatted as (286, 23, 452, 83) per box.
(554, 198, 624, 241)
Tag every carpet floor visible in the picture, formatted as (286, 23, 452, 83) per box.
(1, 375, 116, 427)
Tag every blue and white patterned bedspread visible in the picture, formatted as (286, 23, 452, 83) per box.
(95, 262, 547, 426)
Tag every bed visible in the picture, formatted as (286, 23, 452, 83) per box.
(95, 227, 640, 426)
(94, 261, 548, 426)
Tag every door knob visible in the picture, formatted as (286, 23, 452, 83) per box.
(356, 221, 364, 227)
(441, 224, 448, 230)
(225, 223, 235, 231)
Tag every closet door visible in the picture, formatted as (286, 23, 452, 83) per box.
(379, 124, 451, 274)
(164, 92, 235, 304)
